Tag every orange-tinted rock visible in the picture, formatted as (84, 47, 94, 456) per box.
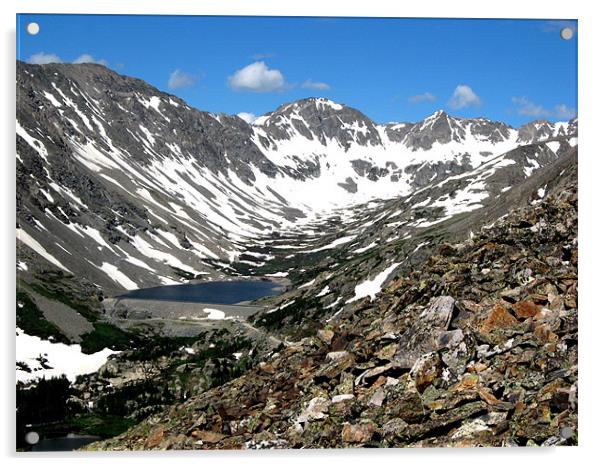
(534, 323, 559, 343)
(146, 428, 164, 449)
(571, 248, 578, 266)
(191, 430, 225, 444)
(480, 304, 518, 333)
(341, 421, 376, 443)
(317, 329, 334, 345)
(534, 324, 559, 353)
(467, 362, 488, 373)
(513, 300, 541, 319)
(452, 373, 479, 392)
(258, 362, 275, 374)
(478, 388, 500, 405)
(565, 296, 577, 309)
(371, 375, 387, 389)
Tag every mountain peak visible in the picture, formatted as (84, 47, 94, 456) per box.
(272, 97, 346, 115)
(424, 109, 449, 120)
(306, 97, 344, 111)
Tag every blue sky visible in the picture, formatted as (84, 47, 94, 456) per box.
(17, 15, 577, 126)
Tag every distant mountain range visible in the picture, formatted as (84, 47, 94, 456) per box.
(16, 61, 577, 293)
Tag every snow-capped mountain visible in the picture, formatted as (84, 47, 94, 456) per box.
(251, 100, 576, 209)
(16, 62, 577, 293)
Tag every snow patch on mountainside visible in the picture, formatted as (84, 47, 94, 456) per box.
(16, 328, 118, 383)
(99, 262, 138, 290)
(347, 262, 400, 303)
(17, 228, 71, 272)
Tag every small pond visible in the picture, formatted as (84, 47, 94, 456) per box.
(31, 433, 101, 451)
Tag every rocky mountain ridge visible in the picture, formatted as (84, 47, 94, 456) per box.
(16, 62, 577, 295)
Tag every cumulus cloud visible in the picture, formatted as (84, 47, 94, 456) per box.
(73, 54, 108, 66)
(408, 92, 436, 104)
(448, 84, 481, 109)
(167, 69, 197, 89)
(228, 61, 285, 93)
(302, 79, 331, 91)
(237, 112, 258, 124)
(511, 96, 548, 117)
(511, 96, 576, 119)
(27, 52, 62, 65)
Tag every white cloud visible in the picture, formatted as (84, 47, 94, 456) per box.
(167, 69, 196, 89)
(228, 61, 285, 93)
(73, 54, 107, 66)
(302, 79, 331, 90)
(237, 112, 258, 124)
(511, 96, 548, 117)
(448, 84, 481, 109)
(27, 52, 62, 65)
(408, 92, 436, 104)
(554, 104, 577, 119)
(511, 96, 576, 119)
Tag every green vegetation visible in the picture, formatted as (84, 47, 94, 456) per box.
(252, 296, 325, 339)
(78, 331, 258, 428)
(16, 375, 137, 445)
(167, 334, 256, 391)
(127, 335, 199, 361)
(68, 414, 137, 438)
(16, 291, 70, 344)
(80, 322, 138, 354)
(17, 376, 71, 425)
(28, 280, 100, 322)
(96, 379, 174, 418)
(16, 376, 72, 448)
(18, 278, 140, 354)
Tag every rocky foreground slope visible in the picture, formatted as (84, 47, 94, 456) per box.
(88, 154, 578, 450)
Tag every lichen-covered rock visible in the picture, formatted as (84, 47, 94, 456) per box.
(410, 352, 442, 393)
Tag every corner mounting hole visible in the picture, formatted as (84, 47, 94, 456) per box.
(26, 22, 40, 36)
(560, 27, 573, 40)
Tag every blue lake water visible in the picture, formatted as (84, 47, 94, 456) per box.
(118, 280, 283, 304)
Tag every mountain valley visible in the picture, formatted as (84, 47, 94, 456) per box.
(15, 62, 578, 449)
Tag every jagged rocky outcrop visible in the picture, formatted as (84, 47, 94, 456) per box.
(86, 154, 578, 450)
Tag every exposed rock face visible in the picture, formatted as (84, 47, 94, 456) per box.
(517, 119, 576, 144)
(257, 98, 383, 149)
(393, 296, 455, 369)
(86, 155, 577, 450)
